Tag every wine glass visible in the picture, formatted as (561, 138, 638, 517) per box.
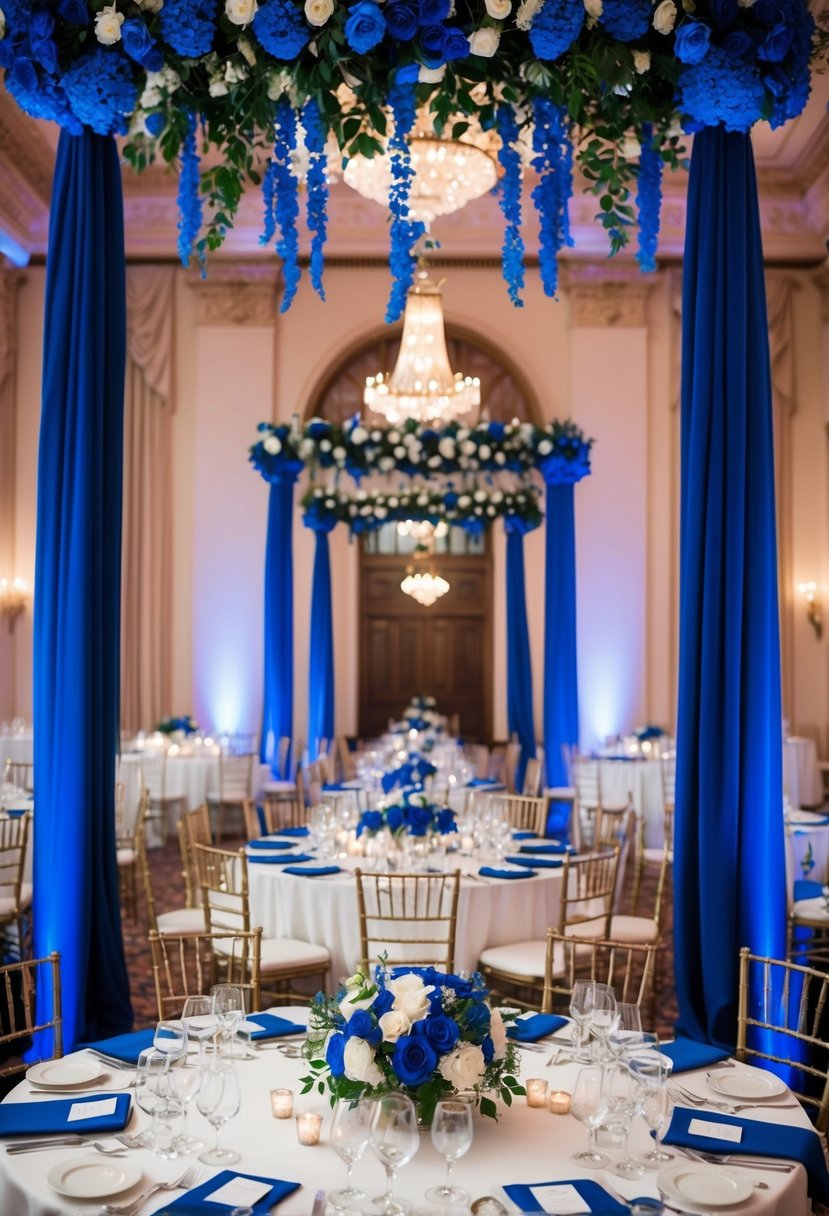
(570, 1066, 610, 1169)
(182, 995, 219, 1066)
(135, 1048, 182, 1158)
(169, 1054, 205, 1154)
(583, 983, 619, 1060)
(568, 981, 592, 1060)
(425, 1099, 473, 1205)
(329, 1099, 372, 1207)
(630, 1051, 674, 1168)
(608, 1002, 643, 1061)
(606, 1065, 646, 1179)
(153, 1020, 187, 1059)
(196, 1059, 241, 1165)
(369, 1092, 420, 1214)
(211, 984, 245, 1056)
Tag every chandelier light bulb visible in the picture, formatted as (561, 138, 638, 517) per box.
(400, 571, 451, 607)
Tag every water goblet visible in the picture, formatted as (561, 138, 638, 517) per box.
(570, 1066, 610, 1169)
(629, 1052, 674, 1169)
(211, 983, 245, 1056)
(568, 981, 592, 1060)
(135, 1048, 182, 1158)
(153, 1019, 187, 1059)
(608, 1003, 643, 1061)
(182, 995, 219, 1066)
(583, 983, 619, 1061)
(606, 1065, 646, 1179)
(197, 1060, 241, 1165)
(425, 1099, 473, 1205)
(369, 1092, 420, 1215)
(329, 1099, 372, 1207)
(169, 1054, 206, 1154)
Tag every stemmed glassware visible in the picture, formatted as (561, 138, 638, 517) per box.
(425, 1099, 473, 1206)
(211, 984, 245, 1056)
(570, 1066, 610, 1169)
(606, 1065, 646, 1179)
(196, 1058, 241, 1166)
(153, 1020, 187, 1059)
(329, 1099, 372, 1208)
(568, 981, 592, 1060)
(608, 1003, 643, 1061)
(630, 1050, 674, 1169)
(369, 1092, 420, 1214)
(134, 1048, 183, 1158)
(182, 995, 219, 1066)
(583, 983, 619, 1061)
(169, 1054, 205, 1155)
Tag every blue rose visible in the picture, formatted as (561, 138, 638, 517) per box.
(419, 0, 450, 21)
(419, 23, 447, 56)
(463, 999, 491, 1038)
(308, 421, 330, 439)
(674, 18, 711, 64)
(436, 808, 457, 834)
(385, 1, 418, 38)
(122, 18, 163, 70)
(709, 0, 738, 28)
(752, 0, 778, 25)
(145, 111, 167, 136)
(482, 1034, 494, 1062)
(386, 805, 405, 833)
(345, 1009, 382, 1046)
(488, 421, 506, 441)
(30, 9, 55, 37)
(442, 25, 469, 60)
(406, 804, 433, 836)
(58, 0, 88, 20)
(30, 33, 58, 74)
(345, 1, 387, 52)
(424, 1015, 460, 1054)
(373, 987, 395, 1017)
(758, 20, 794, 62)
(392, 1034, 438, 1087)
(358, 810, 384, 836)
(326, 1033, 346, 1077)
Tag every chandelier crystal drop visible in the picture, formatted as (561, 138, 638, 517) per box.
(400, 570, 450, 607)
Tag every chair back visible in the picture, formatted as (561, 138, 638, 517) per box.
(504, 741, 522, 793)
(0, 953, 62, 1078)
(276, 736, 292, 780)
(737, 947, 829, 1133)
(193, 843, 250, 936)
(219, 753, 255, 801)
(522, 757, 543, 797)
(242, 797, 263, 841)
(542, 930, 659, 1015)
(263, 785, 308, 830)
(3, 760, 33, 793)
(544, 787, 576, 842)
(558, 848, 619, 937)
(225, 732, 258, 756)
(490, 794, 546, 836)
(135, 794, 162, 931)
(473, 745, 490, 781)
(179, 805, 213, 906)
(661, 749, 676, 811)
(140, 752, 167, 800)
(355, 869, 461, 973)
(0, 812, 31, 919)
(149, 928, 261, 1020)
(114, 782, 126, 840)
(573, 756, 601, 811)
(336, 736, 357, 782)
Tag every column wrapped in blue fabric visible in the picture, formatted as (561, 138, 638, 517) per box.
(674, 128, 785, 1047)
(542, 480, 579, 791)
(504, 518, 536, 794)
(33, 131, 132, 1052)
(306, 518, 336, 756)
(260, 465, 302, 778)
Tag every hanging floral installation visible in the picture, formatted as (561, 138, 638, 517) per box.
(2, 0, 822, 316)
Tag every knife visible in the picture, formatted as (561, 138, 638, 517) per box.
(311, 1189, 326, 1216)
(5, 1136, 86, 1153)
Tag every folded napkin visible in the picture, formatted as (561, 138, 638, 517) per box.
(511, 830, 537, 841)
(282, 864, 341, 877)
(505, 854, 563, 869)
(247, 852, 314, 865)
(160, 1169, 300, 1214)
(273, 826, 309, 837)
(790, 815, 829, 827)
(794, 879, 824, 902)
(243, 1014, 306, 1041)
(504, 1179, 628, 1214)
(246, 838, 295, 851)
(518, 841, 574, 855)
(466, 779, 502, 789)
(479, 865, 536, 880)
(0, 1093, 132, 1137)
(659, 1036, 731, 1074)
(507, 1013, 569, 1042)
(662, 1105, 829, 1204)
(80, 1027, 155, 1065)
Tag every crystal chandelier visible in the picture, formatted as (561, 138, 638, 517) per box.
(364, 272, 480, 426)
(401, 570, 450, 607)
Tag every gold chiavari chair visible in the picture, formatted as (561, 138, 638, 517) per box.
(208, 752, 256, 843)
(473, 744, 490, 781)
(737, 947, 829, 1133)
(263, 779, 308, 831)
(149, 928, 262, 1020)
(140, 751, 185, 844)
(630, 804, 674, 917)
(355, 869, 461, 974)
(0, 812, 32, 953)
(336, 736, 358, 782)
(139, 815, 205, 936)
(3, 760, 33, 793)
(541, 931, 660, 1016)
(489, 794, 547, 837)
(504, 741, 522, 793)
(178, 803, 213, 907)
(116, 789, 147, 921)
(0, 953, 62, 1082)
(521, 757, 543, 798)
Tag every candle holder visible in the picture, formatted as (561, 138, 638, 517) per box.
(296, 1112, 322, 1145)
(526, 1078, 548, 1108)
(549, 1089, 571, 1115)
(270, 1089, 293, 1119)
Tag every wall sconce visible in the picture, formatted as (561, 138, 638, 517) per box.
(0, 578, 29, 633)
(797, 582, 823, 641)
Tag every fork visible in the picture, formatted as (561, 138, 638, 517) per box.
(102, 1166, 203, 1216)
(671, 1083, 799, 1114)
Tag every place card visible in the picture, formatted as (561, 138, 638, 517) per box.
(204, 1176, 273, 1207)
(67, 1096, 118, 1122)
(688, 1117, 743, 1143)
(527, 1184, 591, 1214)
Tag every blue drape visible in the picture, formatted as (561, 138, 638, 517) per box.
(260, 467, 302, 778)
(505, 521, 536, 793)
(674, 128, 785, 1048)
(33, 131, 132, 1053)
(307, 521, 336, 755)
(543, 481, 579, 792)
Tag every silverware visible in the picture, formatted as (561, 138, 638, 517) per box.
(469, 1197, 508, 1215)
(4, 1135, 84, 1152)
(679, 1145, 794, 1174)
(310, 1189, 326, 1216)
(7, 1139, 125, 1157)
(671, 1083, 799, 1115)
(102, 1166, 203, 1216)
(27, 1081, 135, 1095)
(83, 1051, 138, 1071)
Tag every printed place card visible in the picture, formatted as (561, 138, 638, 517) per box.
(204, 1177, 273, 1207)
(688, 1117, 743, 1143)
(528, 1184, 591, 1214)
(67, 1096, 118, 1122)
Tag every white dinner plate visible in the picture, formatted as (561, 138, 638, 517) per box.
(657, 1162, 753, 1210)
(707, 1068, 787, 1100)
(26, 1057, 102, 1089)
(47, 1156, 142, 1199)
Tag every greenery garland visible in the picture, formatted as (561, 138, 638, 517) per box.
(301, 480, 543, 535)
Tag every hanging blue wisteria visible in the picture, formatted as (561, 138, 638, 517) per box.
(636, 122, 663, 274)
(496, 105, 525, 309)
(272, 99, 301, 313)
(385, 72, 425, 325)
(302, 98, 329, 302)
(176, 111, 203, 274)
(531, 97, 573, 299)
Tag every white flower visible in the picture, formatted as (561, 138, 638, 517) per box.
(225, 60, 248, 84)
(438, 438, 456, 459)
(226, 0, 258, 23)
(633, 49, 651, 74)
(484, 0, 511, 15)
(388, 497, 399, 508)
(319, 439, 332, 452)
(416, 494, 429, 507)
(583, 0, 602, 14)
(267, 69, 292, 100)
(428, 456, 441, 468)
(652, 0, 677, 33)
(332, 445, 346, 461)
(468, 26, 500, 56)
(461, 440, 476, 456)
(486, 506, 496, 516)
(458, 495, 471, 509)
(378, 1010, 411, 1043)
(394, 446, 406, 459)
(300, 438, 315, 459)
(419, 63, 447, 83)
(538, 439, 553, 456)
(379, 457, 395, 472)
(263, 435, 281, 455)
(136, 0, 163, 10)
(478, 444, 491, 460)
(439, 1042, 486, 1089)
(474, 490, 487, 503)
(375, 506, 388, 519)
(388, 430, 400, 444)
(495, 451, 506, 465)
(238, 37, 257, 65)
(356, 489, 368, 501)
(489, 1009, 507, 1060)
(305, 0, 335, 24)
(351, 426, 368, 444)
(209, 77, 229, 97)
(95, 4, 124, 44)
(389, 974, 433, 1023)
(338, 986, 377, 1021)
(370, 430, 382, 442)
(141, 84, 162, 108)
(0, 10, 7, 37)
(456, 428, 470, 442)
(491, 490, 504, 504)
(343, 1037, 384, 1086)
(514, 0, 542, 29)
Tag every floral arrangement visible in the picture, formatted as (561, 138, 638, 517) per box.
(301, 966, 524, 1121)
(357, 793, 457, 838)
(381, 753, 437, 793)
(3, 1, 821, 313)
(302, 482, 543, 537)
(155, 714, 199, 735)
(634, 724, 666, 741)
(408, 696, 437, 711)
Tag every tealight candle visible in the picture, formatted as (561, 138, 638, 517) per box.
(270, 1088, 293, 1119)
(296, 1112, 322, 1145)
(549, 1089, 571, 1115)
(526, 1078, 548, 1108)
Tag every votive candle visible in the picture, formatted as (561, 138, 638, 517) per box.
(296, 1112, 322, 1145)
(526, 1078, 548, 1108)
(270, 1089, 293, 1119)
(549, 1089, 571, 1115)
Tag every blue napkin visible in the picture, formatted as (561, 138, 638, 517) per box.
(508, 1013, 569, 1042)
(662, 1105, 829, 1204)
(0, 1093, 132, 1136)
(159, 1169, 300, 1214)
(283, 864, 341, 877)
(247, 838, 295, 851)
(273, 826, 309, 837)
(466, 779, 501, 788)
(248, 852, 314, 865)
(245, 1014, 306, 1041)
(505, 854, 563, 869)
(479, 866, 536, 880)
(322, 781, 350, 791)
(511, 830, 537, 840)
(794, 879, 824, 902)
(504, 1179, 628, 1214)
(6, 808, 26, 818)
(81, 1027, 155, 1064)
(518, 841, 574, 855)
(660, 1036, 731, 1074)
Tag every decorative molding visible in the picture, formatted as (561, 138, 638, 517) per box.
(187, 262, 280, 325)
(561, 263, 655, 327)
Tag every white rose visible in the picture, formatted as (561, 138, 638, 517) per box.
(370, 430, 382, 441)
(439, 1042, 486, 1089)
(305, 0, 334, 23)
(375, 506, 388, 519)
(226, 0, 259, 23)
(351, 426, 368, 444)
(343, 1036, 384, 1086)
(438, 438, 456, 458)
(300, 438, 315, 458)
(484, 0, 511, 15)
(263, 435, 281, 455)
(0, 10, 6, 37)
(468, 26, 500, 56)
(474, 490, 487, 503)
(357, 489, 368, 501)
(332, 445, 346, 461)
(456, 428, 469, 441)
(538, 439, 553, 455)
(378, 1010, 411, 1043)
(379, 457, 395, 472)
(95, 4, 124, 44)
(209, 78, 229, 97)
(141, 84, 162, 108)
(478, 444, 491, 460)
(389, 974, 433, 1023)
(583, 0, 602, 14)
(458, 495, 471, 509)
(339, 986, 377, 1021)
(388, 496, 399, 508)
(489, 1009, 507, 1059)
(416, 494, 429, 506)
(428, 456, 441, 468)
(491, 490, 504, 503)
(633, 49, 651, 73)
(394, 446, 406, 459)
(319, 439, 332, 452)
(495, 451, 506, 465)
(652, 0, 677, 33)
(136, 0, 163, 10)
(419, 63, 447, 83)
(388, 430, 400, 444)
(461, 440, 476, 456)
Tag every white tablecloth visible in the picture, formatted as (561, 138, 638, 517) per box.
(0, 733, 33, 769)
(598, 759, 665, 848)
(784, 737, 823, 809)
(0, 1010, 811, 1216)
(119, 755, 272, 839)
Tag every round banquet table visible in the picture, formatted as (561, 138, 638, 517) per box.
(247, 851, 565, 987)
(0, 1010, 812, 1216)
(0, 732, 33, 770)
(597, 759, 665, 848)
(783, 737, 824, 810)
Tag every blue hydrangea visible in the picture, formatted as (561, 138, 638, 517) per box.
(158, 0, 218, 58)
(766, 0, 813, 128)
(599, 0, 650, 42)
(496, 104, 524, 308)
(635, 123, 662, 273)
(5, 65, 82, 134)
(678, 45, 766, 132)
(253, 0, 309, 58)
(528, 0, 583, 61)
(62, 48, 138, 135)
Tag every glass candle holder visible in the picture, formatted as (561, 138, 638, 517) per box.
(549, 1090, 571, 1115)
(526, 1078, 549, 1108)
(296, 1112, 322, 1145)
(270, 1089, 293, 1119)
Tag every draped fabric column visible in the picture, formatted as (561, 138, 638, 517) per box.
(543, 479, 579, 792)
(306, 519, 336, 755)
(260, 466, 302, 777)
(33, 131, 132, 1052)
(505, 520, 536, 793)
(674, 128, 785, 1047)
